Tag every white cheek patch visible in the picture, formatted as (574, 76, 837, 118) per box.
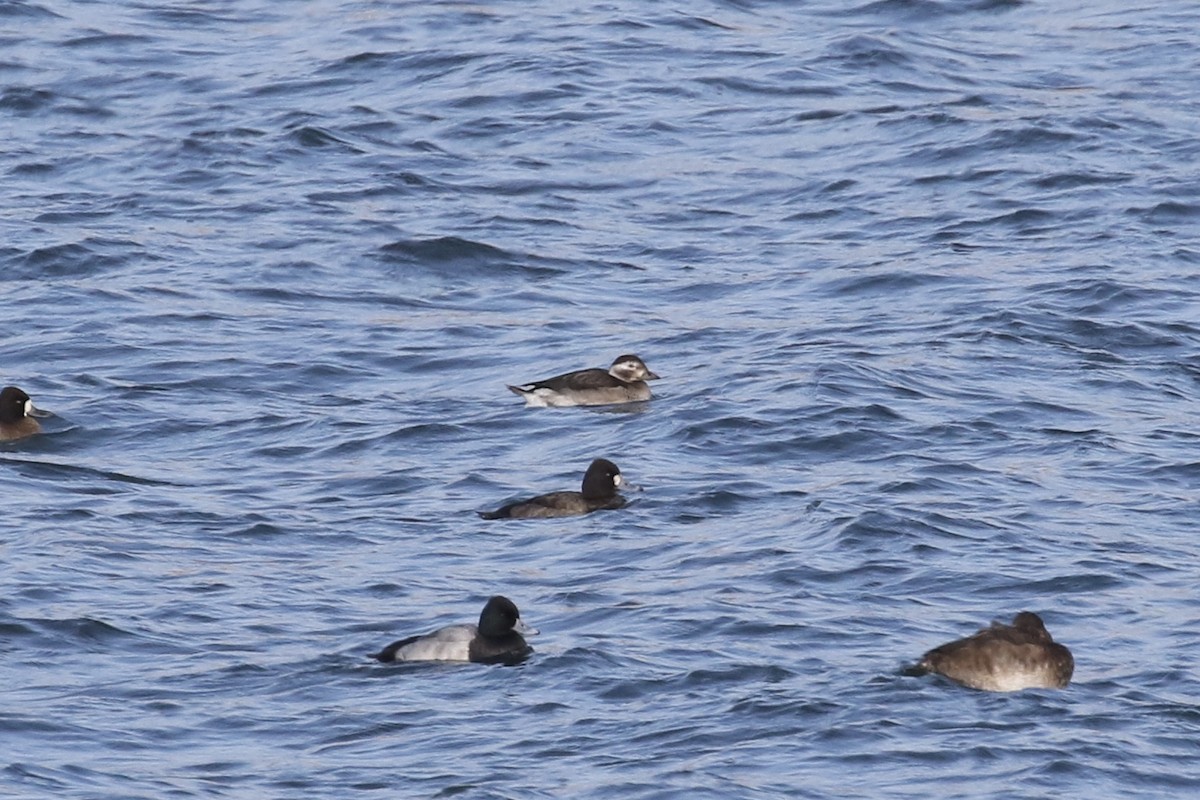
(23, 400, 33, 417)
(613, 474, 623, 487)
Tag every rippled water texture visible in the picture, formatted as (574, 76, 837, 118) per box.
(3, 0, 1200, 797)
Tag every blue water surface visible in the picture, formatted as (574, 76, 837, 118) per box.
(3, 0, 1200, 797)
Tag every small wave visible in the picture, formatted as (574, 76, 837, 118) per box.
(846, 0, 1026, 20)
(63, 33, 155, 49)
(0, 1, 61, 18)
(376, 236, 568, 281)
(284, 125, 363, 152)
(0, 457, 186, 487)
(1131, 201, 1200, 223)
(32, 616, 136, 644)
(0, 86, 55, 114)
(5, 238, 144, 281)
(821, 33, 914, 69)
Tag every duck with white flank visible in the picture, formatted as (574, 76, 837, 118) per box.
(372, 596, 537, 665)
(508, 354, 659, 407)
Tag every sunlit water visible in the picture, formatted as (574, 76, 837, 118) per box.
(3, 1, 1200, 797)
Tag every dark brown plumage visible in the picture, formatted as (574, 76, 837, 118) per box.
(478, 458, 627, 519)
(0, 386, 42, 442)
(916, 611, 1074, 692)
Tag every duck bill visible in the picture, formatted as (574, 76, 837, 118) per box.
(645, 371, 661, 380)
(515, 618, 539, 637)
(25, 401, 51, 419)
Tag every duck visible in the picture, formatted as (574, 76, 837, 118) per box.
(507, 354, 659, 407)
(478, 458, 629, 519)
(0, 386, 45, 442)
(372, 596, 536, 665)
(914, 611, 1074, 692)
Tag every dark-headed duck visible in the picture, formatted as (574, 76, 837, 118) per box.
(479, 458, 629, 520)
(0, 386, 45, 442)
(372, 596, 536, 665)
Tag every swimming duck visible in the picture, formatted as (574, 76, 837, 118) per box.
(0, 386, 45, 442)
(508, 354, 659, 407)
(915, 611, 1074, 692)
(372, 595, 536, 665)
(479, 458, 628, 519)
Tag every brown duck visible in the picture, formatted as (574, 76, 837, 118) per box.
(916, 611, 1074, 692)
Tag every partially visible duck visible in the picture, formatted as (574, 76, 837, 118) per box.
(372, 596, 536, 665)
(479, 458, 629, 520)
(915, 611, 1074, 692)
(508, 354, 659, 407)
(0, 386, 45, 442)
